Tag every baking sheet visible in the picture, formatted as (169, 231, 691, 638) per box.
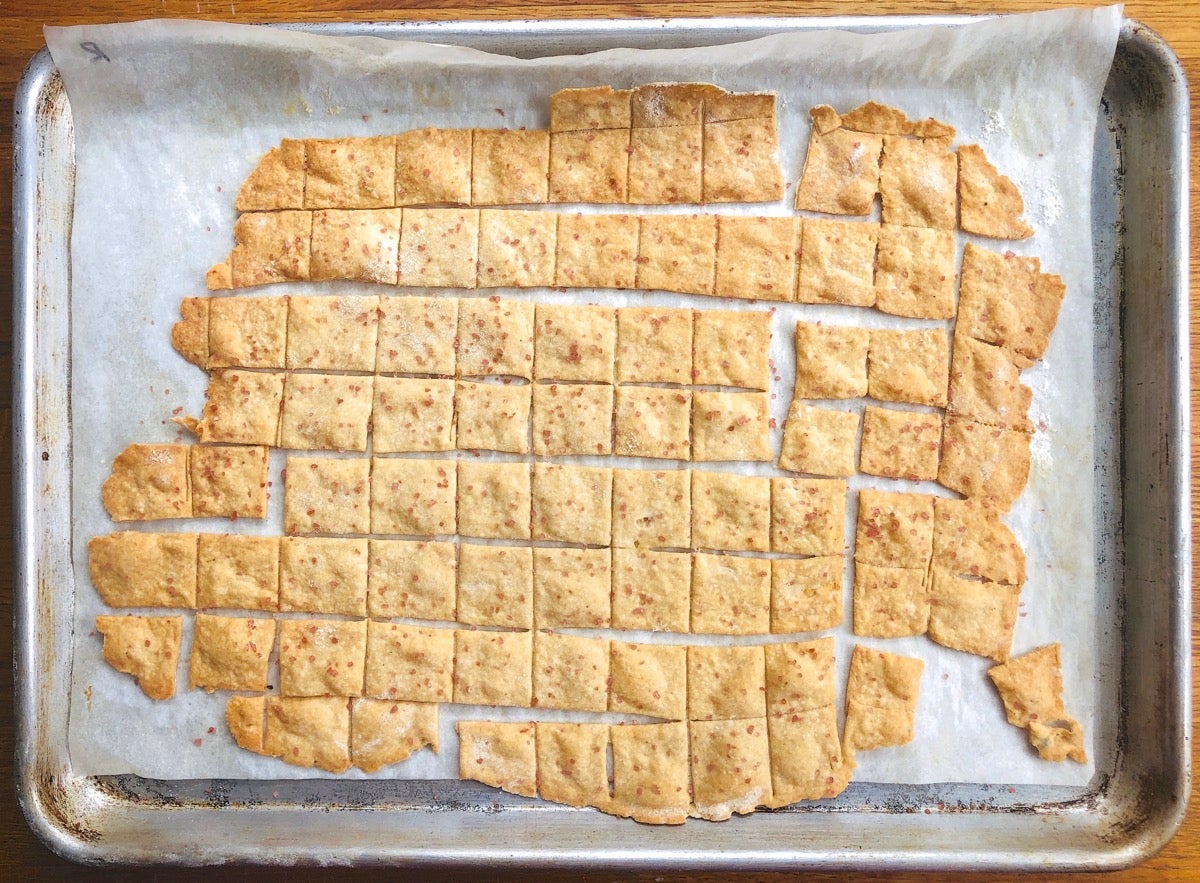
(47, 7, 1120, 789)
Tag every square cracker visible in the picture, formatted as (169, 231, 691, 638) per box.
(367, 539, 456, 621)
(555, 213, 640, 289)
(303, 136, 395, 209)
(613, 387, 691, 461)
(859, 405, 943, 482)
(938, 415, 1031, 512)
(988, 645, 1087, 765)
(453, 629, 534, 708)
(956, 242, 1066, 365)
(947, 335, 1033, 431)
(610, 721, 691, 825)
(853, 562, 930, 638)
(792, 321, 869, 399)
(611, 548, 692, 633)
(794, 127, 883, 215)
(477, 210, 558, 289)
(457, 297, 535, 379)
(458, 720, 537, 798)
(236, 138, 305, 211)
(197, 534, 279, 611)
(533, 631, 610, 712)
(279, 374, 374, 452)
(310, 209, 402, 284)
(765, 637, 836, 717)
(843, 644, 924, 754)
(372, 377, 456, 453)
(854, 489, 935, 569)
(102, 444, 191, 522)
(278, 618, 367, 698)
(394, 127, 472, 206)
(455, 381, 531, 454)
(363, 621, 454, 702)
(188, 613, 276, 692)
(879, 135, 957, 230)
(777, 402, 859, 477)
(456, 544, 534, 629)
(532, 383, 613, 457)
(351, 698, 439, 773)
(687, 644, 767, 721)
(550, 85, 632, 131)
(471, 129, 550, 205)
(283, 455, 371, 535)
(208, 296, 288, 369)
(531, 463, 613, 546)
(932, 497, 1026, 585)
(796, 218, 879, 307)
(279, 536, 369, 616)
(767, 706, 847, 804)
(533, 546, 612, 629)
(286, 295, 380, 372)
(89, 532, 197, 608)
(549, 128, 630, 203)
(396, 208, 480, 289)
(689, 718, 773, 820)
(265, 696, 351, 773)
(632, 83, 708, 127)
(369, 457, 456, 536)
(927, 567, 1020, 663)
(957, 143, 1034, 240)
(615, 307, 693, 385)
(690, 552, 771, 636)
(533, 303, 616, 383)
(611, 468, 691, 549)
(635, 213, 716, 295)
(194, 369, 284, 446)
(874, 224, 956, 319)
(627, 125, 702, 204)
(190, 445, 269, 519)
(376, 296, 458, 375)
(867, 328, 950, 408)
(609, 641, 687, 720)
(714, 216, 798, 301)
(456, 460, 531, 540)
(771, 556, 844, 634)
(536, 723, 612, 810)
(692, 309, 771, 390)
(226, 211, 312, 288)
(691, 470, 770, 552)
(770, 477, 847, 556)
(95, 615, 183, 701)
(703, 117, 784, 203)
(691, 390, 772, 463)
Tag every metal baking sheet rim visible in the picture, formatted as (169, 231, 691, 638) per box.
(11, 16, 1191, 870)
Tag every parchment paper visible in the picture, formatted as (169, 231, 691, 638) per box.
(48, 7, 1121, 788)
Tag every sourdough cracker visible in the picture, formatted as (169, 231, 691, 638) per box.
(610, 548, 692, 633)
(351, 699, 439, 773)
(609, 641, 687, 720)
(932, 497, 1027, 586)
(635, 213, 716, 294)
(714, 216, 798, 301)
(988, 644, 1087, 764)
(770, 556, 844, 634)
(689, 718, 773, 821)
(627, 125, 703, 204)
(369, 457, 456, 536)
(691, 390, 772, 463)
(777, 402, 859, 477)
(690, 552, 771, 636)
(610, 721, 690, 825)
(938, 415, 1032, 511)
(767, 706, 848, 804)
(279, 374, 374, 451)
(947, 335, 1033, 431)
(304, 136, 395, 209)
(471, 129, 550, 205)
(532, 547, 612, 629)
(691, 309, 772, 390)
(548, 128, 630, 203)
(376, 295, 458, 375)
(363, 621, 454, 703)
(858, 406, 942, 482)
(188, 613, 275, 693)
(532, 631, 611, 712)
(189, 445, 269, 519)
(795, 218, 878, 307)
(867, 328, 950, 408)
(101, 444, 191, 521)
(535, 722, 612, 810)
(794, 124, 883, 215)
(687, 644, 767, 721)
(532, 383, 614, 456)
(457, 297, 535, 379)
(458, 720, 537, 798)
(197, 534, 279, 611)
(764, 637, 837, 716)
(555, 212, 640, 289)
(452, 630, 534, 708)
(531, 463, 613, 546)
(454, 381, 532, 454)
(613, 387, 691, 461)
(957, 143, 1034, 240)
(283, 456, 370, 535)
(279, 536, 369, 616)
(611, 468, 691, 549)
(372, 377, 456, 453)
(193, 369, 284, 446)
(533, 303, 616, 383)
(95, 615, 183, 701)
(843, 645, 924, 757)
(207, 296, 288, 369)
(88, 532, 198, 608)
(703, 117, 784, 203)
(854, 489, 935, 569)
(927, 567, 1020, 663)
(265, 696, 352, 773)
(367, 539, 456, 621)
(396, 208, 480, 289)
(792, 321, 870, 399)
(477, 210, 557, 288)
(769, 476, 847, 557)
(285, 295, 380, 372)
(550, 85, 632, 131)
(456, 544, 534, 629)
(278, 618, 367, 698)
(879, 135, 956, 230)
(394, 127, 472, 206)
(873, 224, 956, 319)
(852, 562, 930, 638)
(456, 460, 531, 541)
(236, 138, 305, 211)
(310, 209, 401, 284)
(690, 470, 770, 552)
(615, 306, 693, 384)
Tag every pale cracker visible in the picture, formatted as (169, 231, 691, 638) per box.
(278, 374, 374, 451)
(714, 215, 798, 301)
(690, 470, 770, 552)
(456, 544, 534, 630)
(938, 415, 1031, 512)
(957, 143, 1034, 240)
(932, 497, 1027, 586)
(456, 297, 535, 379)
(278, 618, 367, 698)
(369, 457, 456, 536)
(852, 562, 930, 638)
(843, 644, 924, 756)
(236, 138, 305, 211)
(687, 644, 767, 721)
(532, 383, 614, 457)
(531, 463, 613, 546)
(703, 118, 784, 203)
(454, 381, 532, 454)
(219, 210, 312, 289)
(394, 127, 472, 206)
(792, 321, 870, 399)
(689, 718, 773, 821)
(351, 699, 439, 774)
(867, 327, 950, 408)
(548, 128, 630, 203)
(372, 377, 456, 453)
(396, 208, 480, 289)
(197, 534, 279, 612)
(615, 306, 693, 384)
(777, 402, 859, 477)
(764, 637, 837, 717)
(367, 539, 456, 621)
(264, 696, 351, 773)
(207, 295, 288, 369)
(471, 129, 550, 205)
(376, 295, 458, 375)
(703, 90, 776, 123)
(611, 468, 691, 549)
(691, 390, 772, 463)
(635, 213, 716, 295)
(532, 631, 610, 713)
(363, 621, 454, 703)
(878, 135, 957, 229)
(613, 387, 691, 461)
(610, 721, 690, 825)
(627, 125, 702, 204)
(283, 456, 370, 535)
(193, 369, 284, 446)
(947, 334, 1033, 431)
(794, 127, 883, 215)
(188, 613, 276, 693)
(455, 460, 531, 540)
(101, 444, 191, 521)
(309, 209, 401, 284)
(609, 641, 687, 720)
(873, 223, 957, 319)
(854, 489, 935, 569)
(88, 532, 197, 608)
(858, 405, 943, 482)
(452, 629, 534, 708)
(458, 720, 537, 798)
(766, 706, 848, 804)
(303, 136, 395, 209)
(927, 567, 1020, 663)
(189, 445, 269, 520)
(550, 85, 632, 131)
(770, 556, 844, 634)
(533, 547, 612, 629)
(533, 302, 616, 383)
(690, 552, 771, 636)
(610, 548, 692, 633)
(631, 83, 709, 127)
(554, 213, 640, 289)
(535, 722, 612, 810)
(692, 309, 771, 390)
(95, 615, 183, 701)
(279, 536, 369, 616)
(476, 209, 558, 289)
(795, 218, 879, 307)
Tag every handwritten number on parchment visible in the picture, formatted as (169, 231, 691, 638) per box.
(81, 42, 111, 63)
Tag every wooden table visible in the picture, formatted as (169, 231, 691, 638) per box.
(1, 1, 1195, 879)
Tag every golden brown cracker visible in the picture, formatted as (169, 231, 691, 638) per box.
(265, 696, 351, 773)
(690, 470, 770, 552)
(535, 722, 612, 810)
(932, 497, 1027, 586)
(351, 698, 439, 773)
(236, 138, 305, 211)
(611, 467, 691, 549)
(207, 295, 288, 369)
(454, 381, 532, 454)
(613, 387, 691, 461)
(957, 143, 1033, 240)
(777, 402, 859, 478)
(279, 536, 369, 616)
(220, 210, 312, 289)
(102, 443, 192, 521)
(532, 383, 614, 456)
(947, 334, 1033, 431)
(867, 327, 950, 408)
(858, 405, 943, 482)
(394, 127, 472, 206)
(458, 720, 537, 797)
(987, 644, 1087, 764)
(172, 296, 210, 368)
(770, 556, 844, 634)
(854, 489, 935, 569)
(687, 643, 767, 721)
(278, 618, 367, 698)
(615, 306, 693, 384)
(609, 641, 687, 720)
(457, 297, 535, 379)
(283, 456, 371, 535)
(610, 548, 692, 633)
(766, 705, 848, 804)
(309, 209, 401, 284)
(554, 213, 640, 289)
(550, 85, 633, 131)
(533, 303, 617, 383)
(226, 695, 267, 754)
(927, 567, 1020, 663)
(95, 615, 183, 701)
(691, 390, 772, 463)
(690, 552, 771, 636)
(548, 128, 630, 203)
(852, 562, 930, 638)
(531, 463, 613, 546)
(879, 135, 957, 229)
(189, 444, 269, 519)
(843, 644, 924, 755)
(627, 125, 703, 204)
(714, 215, 798, 301)
(532, 546, 612, 629)
(363, 621, 454, 703)
(367, 538, 456, 621)
(770, 476, 847, 557)
(197, 534, 280, 612)
(372, 377, 456, 453)
(455, 460, 532, 541)
(376, 295, 458, 375)
(193, 369, 284, 446)
(635, 213, 716, 295)
(703, 117, 784, 203)
(532, 631, 610, 712)
(279, 374, 374, 451)
(471, 129, 550, 205)
(88, 531, 198, 608)
(792, 321, 870, 399)
(764, 637, 837, 717)
(369, 457, 456, 536)
(689, 718, 773, 821)
(795, 218, 879, 307)
(873, 223, 956, 319)
(476, 210, 558, 289)
(610, 721, 691, 825)
(692, 309, 772, 390)
(794, 127, 883, 215)
(304, 136, 395, 209)
(456, 544, 534, 630)
(396, 208, 480, 289)
(188, 613, 276, 693)
(937, 415, 1031, 511)
(453, 629, 534, 708)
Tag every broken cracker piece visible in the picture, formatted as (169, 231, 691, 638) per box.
(795, 127, 883, 215)
(226, 694, 267, 754)
(88, 532, 197, 608)
(610, 721, 690, 825)
(215, 210, 312, 289)
(932, 497, 1026, 586)
(957, 143, 1033, 240)
(171, 297, 210, 368)
(351, 698, 439, 773)
(987, 643, 1087, 764)
(95, 615, 183, 700)
(459, 720, 537, 797)
(927, 567, 1020, 663)
(102, 444, 192, 522)
(236, 138, 305, 211)
(689, 717, 773, 821)
(265, 696, 351, 773)
(938, 414, 1031, 511)
(192, 369, 284, 446)
(838, 101, 955, 139)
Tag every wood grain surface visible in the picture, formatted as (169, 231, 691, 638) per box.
(1, 1, 1195, 879)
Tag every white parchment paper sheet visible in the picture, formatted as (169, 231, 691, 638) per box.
(48, 7, 1120, 787)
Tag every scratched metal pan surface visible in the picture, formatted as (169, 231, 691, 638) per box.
(12, 17, 1190, 870)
